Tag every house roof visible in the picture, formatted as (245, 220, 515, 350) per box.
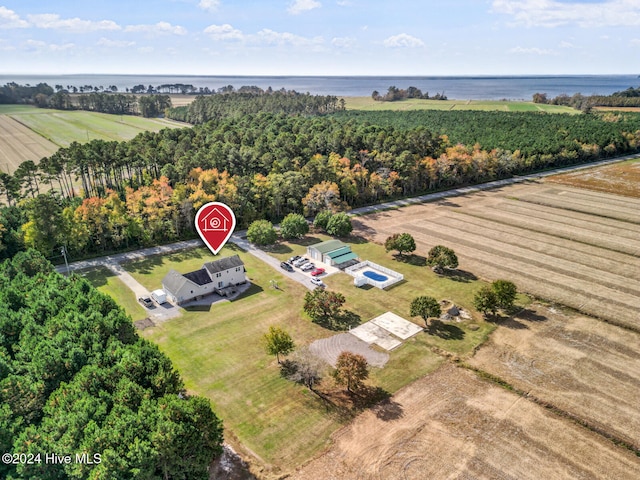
(162, 269, 194, 295)
(308, 239, 348, 255)
(183, 268, 213, 286)
(203, 254, 244, 275)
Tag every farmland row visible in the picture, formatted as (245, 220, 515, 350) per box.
(450, 210, 640, 279)
(409, 222, 640, 313)
(442, 212, 640, 283)
(460, 207, 639, 256)
(290, 364, 640, 480)
(0, 115, 58, 172)
(498, 200, 640, 241)
(470, 307, 640, 450)
(397, 224, 639, 329)
(515, 189, 640, 224)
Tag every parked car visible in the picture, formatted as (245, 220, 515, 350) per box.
(138, 296, 154, 308)
(301, 262, 315, 271)
(280, 261, 294, 272)
(294, 258, 308, 267)
(310, 277, 325, 287)
(310, 268, 325, 276)
(289, 255, 301, 263)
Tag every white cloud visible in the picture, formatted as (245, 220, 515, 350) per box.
(138, 46, 154, 53)
(509, 46, 556, 55)
(124, 22, 187, 35)
(25, 39, 75, 51)
(288, 0, 321, 15)
(0, 6, 29, 28)
(558, 40, 575, 48)
(383, 33, 424, 48)
(27, 13, 120, 32)
(492, 0, 640, 27)
(204, 23, 243, 40)
(97, 37, 136, 48)
(198, 0, 221, 12)
(631, 38, 640, 45)
(332, 36, 356, 48)
(255, 29, 323, 46)
(336, 0, 352, 5)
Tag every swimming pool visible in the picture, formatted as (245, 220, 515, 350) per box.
(363, 270, 388, 282)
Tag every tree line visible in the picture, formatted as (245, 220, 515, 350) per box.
(533, 86, 640, 110)
(0, 250, 223, 479)
(1, 109, 639, 262)
(371, 86, 447, 101)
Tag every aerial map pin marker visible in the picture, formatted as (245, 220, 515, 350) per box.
(195, 202, 237, 255)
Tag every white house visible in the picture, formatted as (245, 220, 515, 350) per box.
(161, 254, 246, 305)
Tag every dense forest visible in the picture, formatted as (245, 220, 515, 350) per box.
(0, 250, 224, 479)
(166, 90, 344, 123)
(2, 107, 639, 262)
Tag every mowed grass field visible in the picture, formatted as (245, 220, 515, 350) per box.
(342, 96, 579, 113)
(0, 105, 186, 173)
(78, 265, 149, 322)
(352, 181, 640, 331)
(84, 237, 505, 475)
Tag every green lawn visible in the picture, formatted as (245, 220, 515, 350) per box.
(1, 105, 185, 147)
(79, 265, 148, 322)
(96, 237, 517, 472)
(124, 245, 347, 471)
(342, 96, 578, 114)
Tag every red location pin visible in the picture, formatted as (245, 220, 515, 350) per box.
(195, 202, 237, 255)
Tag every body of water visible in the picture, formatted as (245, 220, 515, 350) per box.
(2, 74, 638, 100)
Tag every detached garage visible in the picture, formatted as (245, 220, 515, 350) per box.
(307, 240, 359, 268)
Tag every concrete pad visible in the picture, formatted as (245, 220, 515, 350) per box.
(371, 311, 423, 340)
(350, 321, 403, 351)
(350, 321, 388, 344)
(374, 336, 402, 351)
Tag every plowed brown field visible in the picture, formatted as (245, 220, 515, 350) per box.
(469, 304, 640, 452)
(352, 182, 640, 330)
(547, 159, 640, 198)
(290, 362, 640, 480)
(0, 115, 58, 173)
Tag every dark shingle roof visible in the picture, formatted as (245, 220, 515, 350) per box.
(203, 254, 244, 275)
(183, 268, 213, 286)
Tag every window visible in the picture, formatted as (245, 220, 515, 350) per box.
(236, 267, 241, 272)
(218, 281, 223, 288)
(216, 272, 221, 278)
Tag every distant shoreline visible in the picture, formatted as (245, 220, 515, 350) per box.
(2, 74, 637, 100)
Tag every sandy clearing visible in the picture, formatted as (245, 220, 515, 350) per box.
(289, 363, 640, 480)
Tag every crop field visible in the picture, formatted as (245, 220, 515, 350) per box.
(0, 114, 58, 173)
(546, 158, 640, 198)
(342, 96, 578, 113)
(0, 105, 186, 173)
(290, 362, 640, 480)
(352, 182, 640, 330)
(469, 304, 640, 452)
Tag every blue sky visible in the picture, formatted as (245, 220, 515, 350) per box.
(0, 0, 638, 75)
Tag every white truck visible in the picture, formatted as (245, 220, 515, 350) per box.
(151, 289, 168, 305)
